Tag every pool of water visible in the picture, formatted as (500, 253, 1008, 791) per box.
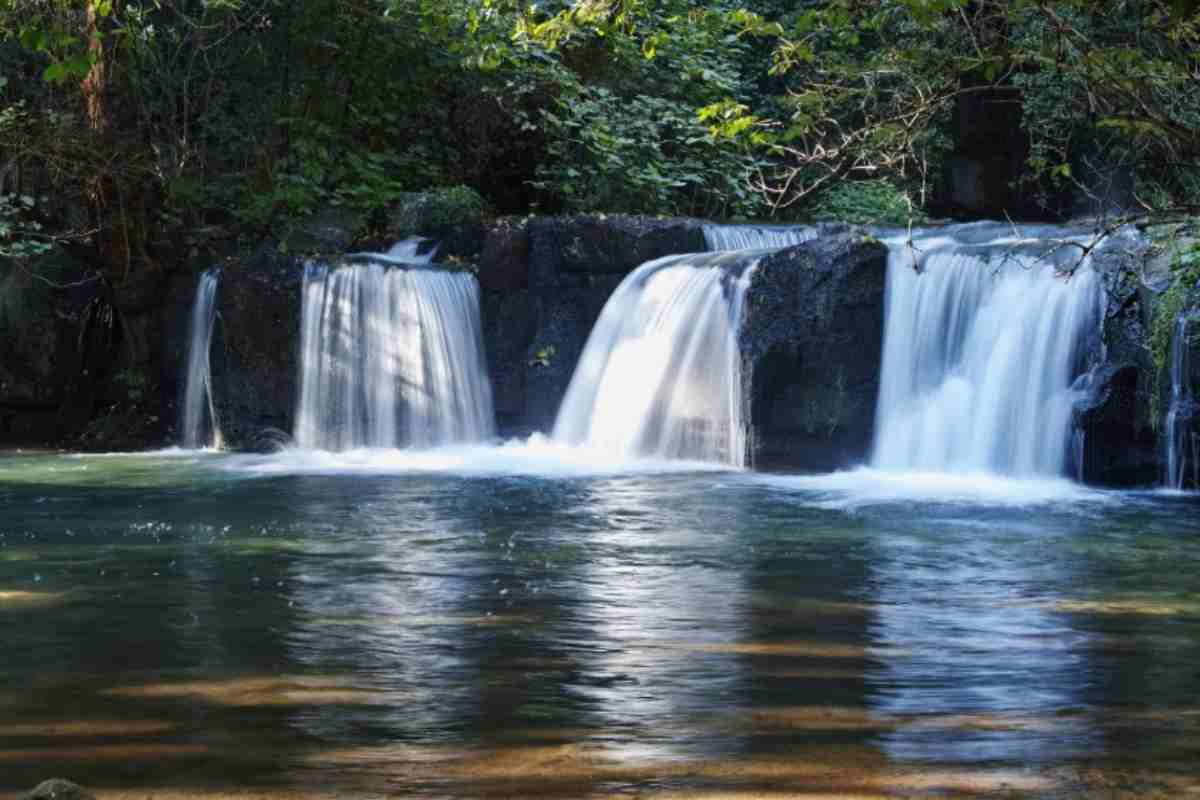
(2, 445, 1199, 798)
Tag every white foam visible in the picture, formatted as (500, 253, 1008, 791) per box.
(755, 467, 1115, 511)
(219, 435, 738, 479)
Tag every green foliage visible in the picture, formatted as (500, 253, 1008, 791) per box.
(0, 191, 53, 259)
(1150, 240, 1200, 427)
(3, 0, 1199, 277)
(533, 86, 766, 217)
(692, 0, 1200, 219)
(417, 186, 489, 228)
(528, 345, 557, 369)
(809, 180, 925, 226)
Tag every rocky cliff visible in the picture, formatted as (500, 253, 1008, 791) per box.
(1, 207, 1193, 488)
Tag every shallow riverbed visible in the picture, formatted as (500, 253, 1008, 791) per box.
(2, 445, 1199, 798)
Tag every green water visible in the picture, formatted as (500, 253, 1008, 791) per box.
(2, 448, 1199, 797)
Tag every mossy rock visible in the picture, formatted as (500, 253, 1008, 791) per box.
(386, 186, 489, 260)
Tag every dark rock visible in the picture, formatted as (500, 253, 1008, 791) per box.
(481, 290, 536, 428)
(19, 779, 95, 800)
(523, 288, 614, 431)
(478, 218, 530, 291)
(740, 229, 889, 470)
(1078, 226, 1176, 486)
(243, 426, 294, 453)
(283, 206, 358, 254)
(526, 217, 577, 290)
(0, 249, 103, 444)
(555, 214, 706, 275)
(209, 245, 305, 448)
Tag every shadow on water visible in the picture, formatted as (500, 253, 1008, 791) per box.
(2, 454, 1200, 797)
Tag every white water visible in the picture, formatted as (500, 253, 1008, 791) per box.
(1165, 314, 1196, 489)
(873, 227, 1105, 477)
(221, 435, 733, 479)
(294, 241, 494, 451)
(757, 468, 1114, 512)
(703, 224, 816, 251)
(552, 251, 760, 466)
(180, 270, 222, 450)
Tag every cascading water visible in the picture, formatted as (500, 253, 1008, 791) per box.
(294, 239, 494, 451)
(553, 251, 761, 466)
(872, 224, 1105, 477)
(1164, 313, 1197, 489)
(181, 269, 222, 450)
(703, 224, 816, 251)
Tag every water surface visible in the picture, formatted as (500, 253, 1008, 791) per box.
(2, 447, 1198, 798)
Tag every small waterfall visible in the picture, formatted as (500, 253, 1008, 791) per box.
(552, 251, 760, 465)
(873, 225, 1105, 477)
(180, 269, 222, 450)
(703, 224, 816, 251)
(1164, 314, 1197, 489)
(294, 241, 494, 451)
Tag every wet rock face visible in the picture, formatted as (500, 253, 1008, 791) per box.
(739, 230, 890, 470)
(1078, 226, 1186, 487)
(478, 215, 697, 435)
(207, 245, 305, 449)
(0, 250, 102, 444)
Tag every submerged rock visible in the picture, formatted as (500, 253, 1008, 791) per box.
(19, 779, 95, 800)
(243, 425, 294, 454)
(739, 228, 889, 470)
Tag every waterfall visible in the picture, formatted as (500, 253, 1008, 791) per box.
(703, 224, 816, 251)
(872, 225, 1105, 477)
(1165, 314, 1196, 489)
(552, 251, 760, 466)
(181, 269, 222, 450)
(294, 241, 494, 451)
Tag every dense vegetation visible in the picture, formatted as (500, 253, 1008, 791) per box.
(0, 0, 1198, 282)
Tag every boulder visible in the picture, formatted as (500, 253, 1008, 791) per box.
(208, 244, 305, 448)
(19, 779, 95, 800)
(739, 229, 890, 470)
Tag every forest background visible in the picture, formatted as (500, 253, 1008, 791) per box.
(0, 0, 1198, 282)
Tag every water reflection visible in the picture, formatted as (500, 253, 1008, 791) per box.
(2, 453, 1200, 798)
(567, 475, 749, 761)
(865, 514, 1095, 763)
